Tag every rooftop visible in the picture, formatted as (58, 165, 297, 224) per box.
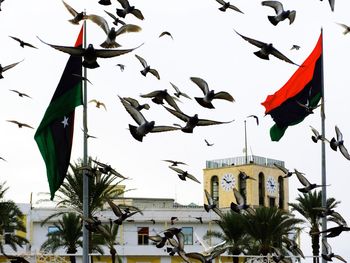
(206, 155, 284, 169)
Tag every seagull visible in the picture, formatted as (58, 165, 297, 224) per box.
(38, 38, 140, 69)
(261, 1, 296, 26)
(322, 238, 347, 262)
(89, 99, 107, 111)
(9, 36, 37, 49)
(215, 0, 243, 13)
(87, 14, 141, 48)
(330, 126, 350, 160)
(0, 60, 23, 79)
(204, 139, 214, 146)
(163, 106, 234, 133)
(163, 160, 187, 166)
(291, 44, 301, 50)
(91, 159, 127, 179)
(247, 115, 259, 125)
(140, 89, 181, 111)
(170, 82, 191, 100)
(310, 125, 328, 143)
(115, 0, 144, 20)
(295, 171, 329, 193)
(169, 166, 201, 184)
(104, 10, 126, 26)
(119, 96, 179, 142)
(123, 97, 150, 111)
(159, 31, 173, 39)
(135, 54, 160, 79)
(336, 23, 350, 35)
(6, 120, 34, 129)
(116, 63, 125, 71)
(190, 77, 234, 109)
(234, 30, 299, 66)
(9, 89, 32, 99)
(204, 189, 224, 218)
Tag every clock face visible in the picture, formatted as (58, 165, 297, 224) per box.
(221, 173, 235, 191)
(266, 176, 277, 195)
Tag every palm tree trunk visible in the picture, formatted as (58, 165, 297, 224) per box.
(69, 255, 76, 263)
(310, 231, 320, 263)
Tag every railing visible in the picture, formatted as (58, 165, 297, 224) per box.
(206, 155, 284, 169)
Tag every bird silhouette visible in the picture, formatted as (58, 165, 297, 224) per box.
(140, 89, 181, 111)
(169, 166, 201, 184)
(261, 1, 296, 26)
(310, 125, 329, 143)
(0, 0, 4, 12)
(81, 216, 110, 236)
(116, 63, 125, 71)
(115, 0, 144, 20)
(0, 60, 23, 79)
(204, 139, 214, 146)
(273, 163, 296, 178)
(336, 23, 350, 35)
(163, 106, 234, 133)
(190, 77, 234, 109)
(62, 0, 87, 24)
(330, 125, 350, 160)
(194, 217, 203, 224)
(91, 159, 127, 179)
(106, 197, 142, 225)
(326, 0, 335, 12)
(247, 115, 259, 125)
(234, 30, 299, 66)
(104, 10, 126, 26)
(170, 82, 191, 100)
(89, 99, 107, 111)
(9, 36, 37, 49)
(9, 89, 32, 99)
(291, 44, 301, 50)
(170, 216, 178, 225)
(98, 0, 111, 5)
(295, 171, 329, 193)
(312, 224, 350, 238)
(204, 189, 224, 218)
(296, 98, 321, 114)
(135, 54, 160, 79)
(163, 160, 187, 166)
(72, 73, 93, 85)
(239, 171, 256, 181)
(159, 31, 173, 39)
(123, 97, 150, 111)
(0, 156, 6, 162)
(321, 238, 347, 262)
(215, 0, 243, 13)
(7, 120, 34, 129)
(231, 188, 250, 213)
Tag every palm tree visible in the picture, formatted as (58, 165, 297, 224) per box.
(289, 190, 340, 263)
(40, 212, 83, 263)
(0, 182, 29, 254)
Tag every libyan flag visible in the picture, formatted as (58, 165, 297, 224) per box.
(35, 26, 83, 200)
(261, 32, 323, 141)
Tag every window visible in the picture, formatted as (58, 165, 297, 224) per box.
(138, 227, 149, 245)
(182, 227, 193, 245)
(258, 172, 265, 206)
(269, 197, 276, 207)
(211, 176, 219, 202)
(238, 172, 247, 203)
(278, 176, 284, 209)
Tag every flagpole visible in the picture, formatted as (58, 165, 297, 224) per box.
(320, 27, 327, 263)
(244, 120, 248, 164)
(82, 18, 90, 263)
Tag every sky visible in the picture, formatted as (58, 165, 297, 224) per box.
(1, 0, 350, 259)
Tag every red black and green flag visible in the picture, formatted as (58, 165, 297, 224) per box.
(34, 26, 83, 200)
(261, 32, 323, 141)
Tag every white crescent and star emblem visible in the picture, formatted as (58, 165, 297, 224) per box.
(61, 116, 69, 128)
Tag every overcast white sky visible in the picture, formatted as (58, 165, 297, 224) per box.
(1, 0, 350, 259)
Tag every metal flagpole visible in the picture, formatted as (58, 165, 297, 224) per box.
(320, 27, 327, 263)
(82, 18, 90, 263)
(244, 120, 248, 164)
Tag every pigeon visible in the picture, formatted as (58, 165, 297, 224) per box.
(72, 73, 93, 85)
(215, 0, 243, 13)
(119, 96, 179, 142)
(247, 115, 259, 125)
(135, 54, 160, 79)
(170, 82, 191, 100)
(231, 188, 250, 213)
(163, 106, 234, 133)
(6, 120, 34, 129)
(310, 125, 329, 143)
(89, 99, 107, 111)
(62, 0, 87, 24)
(0, 60, 23, 79)
(169, 166, 201, 184)
(322, 238, 346, 262)
(38, 38, 140, 69)
(9, 89, 32, 99)
(116, 63, 125, 71)
(295, 171, 328, 193)
(204, 139, 214, 146)
(330, 126, 350, 160)
(81, 216, 110, 237)
(9, 36, 37, 49)
(234, 30, 299, 66)
(163, 160, 187, 166)
(159, 31, 173, 39)
(149, 234, 168, 248)
(170, 216, 179, 225)
(190, 77, 234, 109)
(204, 189, 224, 218)
(291, 44, 301, 50)
(273, 163, 296, 178)
(313, 207, 347, 226)
(91, 159, 127, 179)
(98, 0, 111, 6)
(104, 10, 126, 26)
(239, 170, 256, 181)
(106, 197, 142, 225)
(261, 1, 296, 26)
(185, 247, 227, 263)
(87, 14, 141, 48)
(312, 225, 350, 238)
(115, 0, 144, 20)
(140, 90, 181, 111)
(123, 97, 150, 111)
(336, 23, 350, 35)
(296, 98, 321, 114)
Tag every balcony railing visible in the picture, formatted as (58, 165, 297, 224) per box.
(206, 155, 284, 169)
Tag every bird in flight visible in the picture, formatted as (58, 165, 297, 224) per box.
(122, 97, 150, 111)
(204, 139, 214, 146)
(62, 0, 87, 24)
(169, 166, 201, 184)
(215, 0, 243, 13)
(261, 1, 296, 26)
(204, 189, 224, 218)
(7, 120, 34, 129)
(273, 163, 296, 178)
(116, 63, 125, 71)
(336, 23, 350, 35)
(98, 0, 111, 5)
(159, 31, 173, 39)
(234, 29, 299, 66)
(9, 36, 37, 49)
(89, 99, 107, 111)
(72, 73, 93, 85)
(140, 89, 181, 111)
(9, 89, 32, 99)
(92, 159, 127, 179)
(290, 44, 301, 50)
(321, 238, 346, 262)
(190, 77, 234, 109)
(295, 171, 328, 193)
(0, 60, 23, 79)
(115, 0, 144, 20)
(330, 125, 350, 160)
(135, 54, 160, 80)
(163, 160, 187, 166)
(310, 125, 328, 143)
(104, 10, 126, 26)
(170, 82, 191, 100)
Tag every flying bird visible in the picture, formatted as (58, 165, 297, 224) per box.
(170, 82, 191, 100)
(6, 120, 34, 129)
(106, 197, 142, 225)
(282, 236, 305, 259)
(190, 77, 234, 109)
(336, 23, 350, 35)
(116, 63, 125, 71)
(204, 139, 214, 146)
(72, 73, 93, 85)
(163, 160, 187, 166)
(1, 251, 30, 263)
(9, 89, 32, 99)
(291, 44, 301, 50)
(239, 171, 256, 181)
(62, 0, 87, 24)
(119, 96, 179, 142)
(215, 0, 243, 13)
(135, 54, 160, 79)
(313, 207, 347, 226)
(170, 216, 179, 225)
(92, 159, 127, 179)
(0, 156, 6, 162)
(0, 60, 23, 79)
(38, 38, 140, 69)
(247, 115, 259, 125)
(163, 106, 234, 133)
(104, 10, 126, 26)
(159, 31, 173, 39)
(185, 247, 227, 263)
(273, 163, 296, 178)
(98, 0, 111, 5)
(194, 217, 203, 224)
(296, 99, 321, 114)
(169, 166, 201, 184)
(321, 238, 346, 262)
(310, 125, 328, 143)
(330, 125, 350, 160)
(122, 97, 150, 111)
(234, 30, 299, 66)
(9, 36, 37, 49)
(89, 99, 107, 111)
(261, 1, 296, 26)
(295, 171, 328, 193)
(115, 0, 144, 20)
(140, 90, 181, 111)
(204, 189, 224, 218)
(312, 225, 350, 238)
(231, 188, 250, 213)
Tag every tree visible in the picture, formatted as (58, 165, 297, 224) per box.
(289, 190, 340, 263)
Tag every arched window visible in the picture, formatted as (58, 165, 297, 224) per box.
(238, 171, 247, 203)
(258, 172, 265, 206)
(211, 176, 219, 202)
(278, 176, 284, 209)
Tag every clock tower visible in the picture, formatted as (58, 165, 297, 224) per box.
(203, 155, 289, 210)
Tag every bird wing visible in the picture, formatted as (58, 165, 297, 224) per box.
(339, 144, 350, 160)
(215, 0, 226, 6)
(94, 45, 140, 58)
(151, 125, 180, 133)
(119, 96, 146, 125)
(310, 125, 320, 137)
(334, 255, 347, 263)
(115, 24, 142, 36)
(273, 162, 289, 174)
(169, 166, 184, 174)
(270, 46, 299, 65)
(186, 173, 201, 184)
(233, 188, 245, 205)
(89, 99, 98, 104)
(85, 14, 110, 34)
(140, 90, 161, 98)
(288, 10, 296, 24)
(159, 31, 173, 39)
(190, 77, 209, 95)
(170, 82, 180, 93)
(149, 68, 160, 80)
(247, 115, 259, 125)
(335, 125, 343, 142)
(234, 30, 267, 48)
(62, 0, 78, 17)
(104, 9, 118, 21)
(322, 238, 332, 254)
(164, 94, 181, 111)
(38, 37, 85, 55)
(9, 36, 21, 43)
(185, 252, 205, 263)
(213, 91, 235, 102)
(123, 97, 139, 107)
(116, 0, 130, 9)
(197, 118, 233, 126)
(135, 54, 148, 68)
(131, 9, 144, 20)
(2, 60, 23, 72)
(204, 189, 214, 205)
(295, 171, 310, 186)
(261, 1, 284, 14)
(106, 198, 123, 217)
(163, 106, 190, 122)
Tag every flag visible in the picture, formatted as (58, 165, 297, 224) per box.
(35, 26, 83, 200)
(261, 32, 323, 141)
